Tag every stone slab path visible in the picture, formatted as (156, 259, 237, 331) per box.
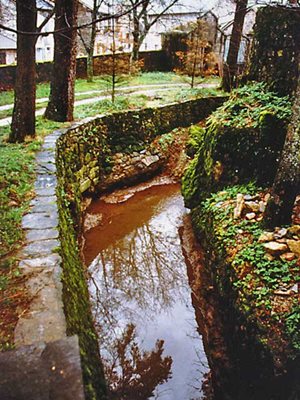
(15, 128, 67, 347)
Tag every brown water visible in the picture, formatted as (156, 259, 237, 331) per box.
(83, 184, 209, 399)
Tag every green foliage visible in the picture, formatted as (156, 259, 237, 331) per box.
(175, 86, 223, 102)
(285, 304, 300, 351)
(182, 82, 292, 208)
(192, 184, 300, 356)
(212, 82, 291, 129)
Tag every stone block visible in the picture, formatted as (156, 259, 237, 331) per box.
(22, 212, 58, 230)
(0, 336, 85, 400)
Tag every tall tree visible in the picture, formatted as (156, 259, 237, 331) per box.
(265, 65, 300, 228)
(45, 0, 79, 122)
(9, 0, 37, 143)
(221, 0, 248, 92)
(124, 0, 179, 65)
(78, 0, 104, 82)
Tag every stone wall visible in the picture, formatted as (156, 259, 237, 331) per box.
(55, 96, 226, 399)
(248, 6, 300, 97)
(0, 51, 169, 91)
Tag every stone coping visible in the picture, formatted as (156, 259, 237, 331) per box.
(15, 129, 66, 347)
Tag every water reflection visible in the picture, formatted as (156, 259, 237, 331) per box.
(84, 184, 209, 399)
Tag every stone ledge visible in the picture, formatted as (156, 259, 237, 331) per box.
(0, 336, 85, 400)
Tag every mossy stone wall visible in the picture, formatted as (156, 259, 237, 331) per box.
(248, 6, 300, 97)
(55, 96, 226, 399)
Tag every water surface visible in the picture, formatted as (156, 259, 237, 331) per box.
(83, 184, 209, 399)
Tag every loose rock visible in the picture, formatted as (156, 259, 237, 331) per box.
(286, 240, 300, 257)
(263, 241, 288, 255)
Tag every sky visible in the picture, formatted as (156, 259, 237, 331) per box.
(80, 0, 238, 24)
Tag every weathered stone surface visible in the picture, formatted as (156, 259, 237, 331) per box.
(83, 213, 103, 232)
(35, 187, 56, 197)
(245, 201, 260, 213)
(36, 162, 56, 174)
(19, 254, 62, 271)
(0, 336, 85, 400)
(35, 174, 57, 189)
(263, 241, 288, 255)
(26, 228, 59, 243)
(258, 232, 274, 243)
(274, 228, 288, 239)
(233, 193, 244, 219)
(30, 195, 57, 206)
(245, 212, 256, 220)
(140, 154, 160, 167)
(15, 267, 66, 346)
(36, 151, 55, 163)
(259, 200, 266, 213)
(21, 239, 60, 257)
(287, 240, 300, 257)
(22, 212, 58, 230)
(280, 252, 296, 262)
(288, 225, 300, 236)
(30, 203, 57, 214)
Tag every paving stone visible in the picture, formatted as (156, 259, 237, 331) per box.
(42, 141, 56, 150)
(36, 151, 55, 163)
(35, 187, 56, 196)
(36, 163, 56, 174)
(19, 254, 61, 270)
(0, 336, 84, 400)
(21, 239, 59, 257)
(30, 203, 57, 214)
(30, 195, 57, 206)
(22, 212, 58, 229)
(26, 228, 59, 243)
(35, 174, 57, 189)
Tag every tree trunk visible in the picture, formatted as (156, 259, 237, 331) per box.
(221, 0, 248, 92)
(264, 72, 300, 228)
(44, 0, 78, 122)
(86, 50, 94, 82)
(86, 0, 98, 82)
(10, 0, 37, 143)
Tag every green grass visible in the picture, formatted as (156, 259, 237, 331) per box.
(0, 120, 68, 259)
(0, 72, 221, 108)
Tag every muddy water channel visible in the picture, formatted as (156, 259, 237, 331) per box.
(83, 183, 209, 399)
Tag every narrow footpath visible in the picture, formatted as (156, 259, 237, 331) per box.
(0, 82, 217, 127)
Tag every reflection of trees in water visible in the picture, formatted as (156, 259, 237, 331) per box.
(104, 324, 172, 400)
(88, 220, 188, 342)
(87, 202, 188, 399)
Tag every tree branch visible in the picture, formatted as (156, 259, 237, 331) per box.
(0, 0, 145, 37)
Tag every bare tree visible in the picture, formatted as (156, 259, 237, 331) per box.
(44, 0, 79, 122)
(221, 0, 248, 92)
(121, 0, 179, 66)
(9, 0, 54, 143)
(9, 0, 37, 143)
(78, 0, 104, 82)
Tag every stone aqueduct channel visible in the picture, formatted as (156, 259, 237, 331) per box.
(0, 96, 226, 399)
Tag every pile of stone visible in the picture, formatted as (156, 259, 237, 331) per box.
(259, 225, 300, 262)
(232, 192, 300, 295)
(233, 192, 270, 221)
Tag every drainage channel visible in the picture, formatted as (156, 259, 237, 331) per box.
(83, 183, 209, 399)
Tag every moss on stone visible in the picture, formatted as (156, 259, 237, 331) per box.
(182, 83, 291, 208)
(190, 184, 300, 375)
